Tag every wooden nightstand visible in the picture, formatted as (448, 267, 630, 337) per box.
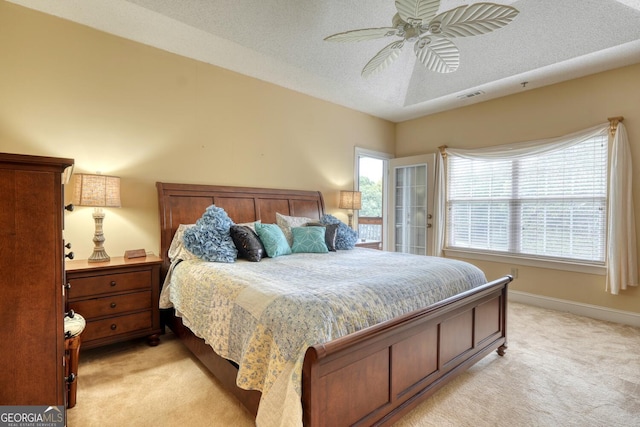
(65, 255, 163, 350)
(355, 239, 382, 250)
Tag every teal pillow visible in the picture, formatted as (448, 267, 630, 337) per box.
(255, 222, 291, 258)
(291, 226, 329, 253)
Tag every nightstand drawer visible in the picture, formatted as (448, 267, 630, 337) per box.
(68, 291, 152, 319)
(83, 311, 152, 342)
(67, 270, 152, 299)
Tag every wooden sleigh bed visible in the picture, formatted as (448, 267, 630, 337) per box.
(157, 182, 512, 426)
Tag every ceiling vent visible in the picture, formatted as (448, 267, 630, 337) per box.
(457, 90, 485, 99)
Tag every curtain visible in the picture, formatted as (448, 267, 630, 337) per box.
(434, 151, 445, 257)
(436, 122, 638, 294)
(607, 122, 638, 294)
(444, 123, 609, 159)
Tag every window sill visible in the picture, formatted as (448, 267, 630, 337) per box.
(443, 248, 606, 276)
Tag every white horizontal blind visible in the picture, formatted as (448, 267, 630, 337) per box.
(446, 135, 608, 263)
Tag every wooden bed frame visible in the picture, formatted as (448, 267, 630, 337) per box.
(156, 182, 512, 426)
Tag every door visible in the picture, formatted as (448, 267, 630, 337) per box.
(387, 154, 435, 255)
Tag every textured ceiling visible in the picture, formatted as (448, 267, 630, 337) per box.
(9, 0, 640, 122)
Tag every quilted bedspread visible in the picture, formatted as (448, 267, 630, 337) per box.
(159, 249, 487, 427)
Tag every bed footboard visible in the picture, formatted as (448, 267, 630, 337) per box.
(302, 275, 512, 427)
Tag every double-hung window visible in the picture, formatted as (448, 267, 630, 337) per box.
(445, 129, 609, 265)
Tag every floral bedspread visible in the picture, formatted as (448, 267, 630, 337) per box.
(159, 249, 487, 427)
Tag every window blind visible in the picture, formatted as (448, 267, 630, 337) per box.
(446, 135, 608, 263)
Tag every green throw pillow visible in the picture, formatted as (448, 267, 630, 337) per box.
(291, 226, 329, 253)
(255, 222, 291, 258)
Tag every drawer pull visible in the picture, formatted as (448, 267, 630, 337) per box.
(110, 302, 117, 308)
(110, 281, 117, 287)
(110, 324, 117, 330)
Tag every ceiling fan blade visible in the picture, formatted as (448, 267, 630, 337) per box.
(414, 37, 459, 73)
(324, 27, 398, 42)
(395, 0, 440, 25)
(362, 40, 405, 78)
(431, 3, 519, 38)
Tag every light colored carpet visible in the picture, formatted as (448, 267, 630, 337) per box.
(68, 303, 640, 426)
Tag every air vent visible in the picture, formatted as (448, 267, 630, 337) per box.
(457, 90, 485, 99)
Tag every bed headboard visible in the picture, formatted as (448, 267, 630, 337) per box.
(156, 182, 325, 276)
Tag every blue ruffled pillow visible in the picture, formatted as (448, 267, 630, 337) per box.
(182, 205, 237, 262)
(319, 214, 358, 250)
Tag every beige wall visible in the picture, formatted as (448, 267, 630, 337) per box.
(396, 63, 640, 314)
(0, 2, 395, 259)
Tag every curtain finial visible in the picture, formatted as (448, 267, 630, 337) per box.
(608, 116, 624, 137)
(438, 145, 448, 159)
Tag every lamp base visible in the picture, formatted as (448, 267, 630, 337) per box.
(88, 209, 110, 263)
(347, 212, 354, 229)
(88, 248, 110, 263)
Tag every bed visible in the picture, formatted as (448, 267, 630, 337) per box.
(156, 182, 512, 426)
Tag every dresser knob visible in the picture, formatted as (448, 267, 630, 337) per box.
(65, 242, 72, 249)
(65, 203, 74, 212)
(65, 252, 74, 260)
(110, 302, 117, 308)
(65, 309, 75, 319)
(64, 282, 71, 290)
(66, 373, 76, 384)
(110, 324, 117, 330)
(110, 281, 116, 287)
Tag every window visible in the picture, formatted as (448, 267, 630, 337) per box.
(446, 134, 608, 264)
(355, 147, 392, 246)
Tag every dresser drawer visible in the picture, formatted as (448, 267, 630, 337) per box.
(67, 270, 151, 299)
(83, 311, 152, 342)
(68, 291, 151, 320)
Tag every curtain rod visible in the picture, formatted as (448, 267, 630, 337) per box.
(608, 116, 624, 137)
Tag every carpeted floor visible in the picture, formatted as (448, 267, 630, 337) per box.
(68, 302, 640, 426)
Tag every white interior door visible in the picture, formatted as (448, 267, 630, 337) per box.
(386, 154, 435, 255)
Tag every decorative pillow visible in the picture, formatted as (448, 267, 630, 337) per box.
(230, 225, 266, 262)
(168, 224, 199, 261)
(276, 212, 314, 247)
(291, 226, 329, 253)
(255, 222, 291, 258)
(320, 214, 358, 250)
(182, 205, 237, 262)
(306, 222, 338, 251)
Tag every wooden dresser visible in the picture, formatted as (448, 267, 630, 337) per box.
(65, 256, 162, 349)
(0, 153, 74, 407)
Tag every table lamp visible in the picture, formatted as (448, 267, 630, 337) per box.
(339, 190, 361, 229)
(72, 173, 121, 262)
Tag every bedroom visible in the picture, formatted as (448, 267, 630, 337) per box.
(1, 0, 639, 425)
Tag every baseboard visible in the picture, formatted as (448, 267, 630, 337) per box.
(508, 290, 640, 327)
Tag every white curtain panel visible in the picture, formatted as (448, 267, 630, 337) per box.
(607, 122, 638, 294)
(434, 151, 445, 257)
(437, 122, 638, 294)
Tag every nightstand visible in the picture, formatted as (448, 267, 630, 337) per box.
(355, 239, 382, 250)
(65, 255, 163, 350)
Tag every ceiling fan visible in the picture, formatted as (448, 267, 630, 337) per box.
(325, 0, 519, 77)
